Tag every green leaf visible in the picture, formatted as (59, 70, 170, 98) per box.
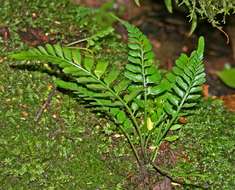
(55, 79, 79, 91)
(126, 63, 141, 73)
(124, 87, 142, 103)
(45, 44, 56, 56)
(161, 36, 205, 117)
(170, 124, 182, 131)
(54, 44, 64, 57)
(103, 66, 120, 85)
(197, 36, 205, 57)
(176, 77, 188, 91)
(128, 56, 141, 64)
(86, 84, 106, 90)
(182, 103, 197, 108)
(168, 94, 179, 106)
(83, 56, 94, 71)
(192, 77, 206, 86)
(217, 68, 235, 88)
(63, 47, 72, 60)
(77, 77, 98, 83)
(114, 79, 130, 94)
(188, 13, 197, 36)
(164, 101, 176, 116)
(165, 135, 179, 142)
(123, 119, 133, 129)
(63, 67, 88, 77)
(173, 86, 184, 98)
(149, 79, 171, 95)
(187, 94, 201, 100)
(164, 0, 173, 13)
(94, 60, 108, 78)
(72, 49, 81, 64)
(38, 46, 48, 55)
(128, 43, 141, 50)
(87, 27, 114, 47)
(117, 111, 126, 124)
(176, 54, 188, 69)
(125, 71, 143, 82)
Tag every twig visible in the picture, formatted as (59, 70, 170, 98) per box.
(216, 26, 230, 44)
(34, 86, 57, 122)
(66, 38, 87, 47)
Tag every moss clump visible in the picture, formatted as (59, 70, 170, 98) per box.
(177, 0, 235, 25)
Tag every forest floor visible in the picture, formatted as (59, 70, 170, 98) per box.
(0, 0, 235, 189)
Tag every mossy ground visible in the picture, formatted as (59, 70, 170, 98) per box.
(171, 100, 235, 189)
(0, 0, 235, 189)
(0, 62, 135, 189)
(0, 0, 133, 189)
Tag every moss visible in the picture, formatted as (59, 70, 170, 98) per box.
(171, 99, 235, 189)
(0, 0, 132, 189)
(177, 0, 235, 27)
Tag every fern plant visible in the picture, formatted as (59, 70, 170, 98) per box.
(10, 20, 206, 184)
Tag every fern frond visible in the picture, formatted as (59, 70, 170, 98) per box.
(124, 22, 161, 88)
(10, 44, 134, 113)
(151, 37, 206, 116)
(122, 22, 162, 123)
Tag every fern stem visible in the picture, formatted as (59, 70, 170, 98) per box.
(119, 125, 141, 166)
(141, 45, 148, 162)
(121, 101, 146, 163)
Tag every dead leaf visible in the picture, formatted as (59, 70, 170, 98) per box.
(179, 117, 187, 124)
(0, 26, 10, 41)
(202, 84, 209, 98)
(21, 111, 29, 117)
(18, 28, 49, 46)
(219, 94, 235, 112)
(181, 45, 189, 52)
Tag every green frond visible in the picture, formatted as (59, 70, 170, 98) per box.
(165, 37, 206, 115)
(122, 22, 162, 116)
(10, 44, 133, 113)
(123, 22, 161, 89)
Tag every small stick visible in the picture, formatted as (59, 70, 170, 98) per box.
(34, 86, 57, 122)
